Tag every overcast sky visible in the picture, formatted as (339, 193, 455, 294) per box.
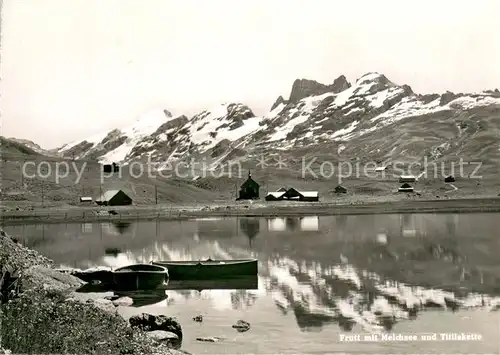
(2, 0, 499, 149)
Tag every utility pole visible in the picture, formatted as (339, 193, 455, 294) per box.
(41, 181, 44, 206)
(20, 159, 24, 186)
(155, 185, 158, 205)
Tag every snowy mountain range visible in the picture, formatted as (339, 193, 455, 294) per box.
(26, 72, 500, 168)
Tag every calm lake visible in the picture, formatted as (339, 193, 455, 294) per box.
(4, 213, 500, 354)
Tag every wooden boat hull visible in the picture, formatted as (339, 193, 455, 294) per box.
(113, 264, 168, 291)
(152, 259, 258, 280)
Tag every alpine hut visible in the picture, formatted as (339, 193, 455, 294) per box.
(265, 191, 286, 201)
(334, 185, 347, 194)
(95, 189, 132, 206)
(102, 162, 120, 174)
(79, 196, 93, 204)
(444, 175, 456, 183)
(398, 183, 414, 193)
(265, 187, 319, 202)
(399, 175, 417, 183)
(283, 187, 319, 202)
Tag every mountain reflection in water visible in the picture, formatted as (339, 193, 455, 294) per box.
(6, 213, 500, 352)
(72, 240, 500, 333)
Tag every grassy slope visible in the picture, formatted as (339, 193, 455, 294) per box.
(1, 136, 220, 206)
(0, 158, 221, 206)
(0, 136, 43, 157)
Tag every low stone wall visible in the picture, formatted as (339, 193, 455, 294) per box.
(0, 229, 186, 355)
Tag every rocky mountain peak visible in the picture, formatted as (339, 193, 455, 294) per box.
(439, 91, 461, 106)
(270, 95, 287, 111)
(47, 70, 500, 169)
(484, 88, 500, 97)
(355, 72, 390, 85)
(331, 75, 351, 93)
(288, 75, 352, 103)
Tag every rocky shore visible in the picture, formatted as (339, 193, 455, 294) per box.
(0, 229, 189, 354)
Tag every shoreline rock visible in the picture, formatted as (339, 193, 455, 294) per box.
(232, 319, 250, 332)
(130, 313, 183, 350)
(0, 229, 188, 354)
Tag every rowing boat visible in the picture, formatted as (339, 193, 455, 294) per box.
(113, 263, 168, 290)
(152, 258, 258, 280)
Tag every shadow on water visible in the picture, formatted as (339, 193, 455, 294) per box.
(239, 218, 260, 246)
(116, 290, 168, 307)
(165, 276, 258, 291)
(111, 221, 132, 234)
(104, 247, 122, 256)
(76, 276, 258, 306)
(76, 283, 169, 307)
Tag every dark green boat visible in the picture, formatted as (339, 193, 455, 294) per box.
(113, 264, 168, 291)
(152, 258, 258, 280)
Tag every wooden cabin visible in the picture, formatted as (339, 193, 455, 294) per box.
(398, 183, 414, 193)
(444, 175, 456, 183)
(102, 162, 120, 174)
(399, 175, 417, 183)
(265, 191, 286, 201)
(334, 185, 347, 194)
(95, 189, 132, 206)
(265, 187, 319, 202)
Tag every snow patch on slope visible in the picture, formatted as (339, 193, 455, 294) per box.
(100, 109, 171, 164)
(181, 103, 263, 153)
(328, 120, 360, 140)
(330, 72, 387, 108)
(268, 109, 307, 141)
(302, 92, 335, 112)
(267, 93, 335, 142)
(266, 103, 286, 120)
(370, 98, 444, 124)
(447, 95, 500, 109)
(188, 104, 263, 151)
(59, 130, 110, 152)
(366, 86, 404, 108)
